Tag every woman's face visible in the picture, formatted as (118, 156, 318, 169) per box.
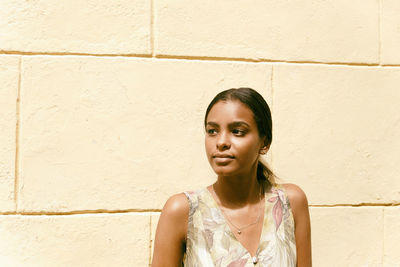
(205, 100, 266, 177)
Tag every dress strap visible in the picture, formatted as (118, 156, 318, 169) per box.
(274, 184, 292, 208)
(183, 190, 199, 218)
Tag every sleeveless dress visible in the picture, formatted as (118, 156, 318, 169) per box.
(182, 184, 296, 266)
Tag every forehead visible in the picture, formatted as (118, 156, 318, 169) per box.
(206, 100, 256, 125)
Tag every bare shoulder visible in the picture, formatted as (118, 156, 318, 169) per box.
(282, 184, 312, 266)
(161, 193, 190, 221)
(152, 193, 189, 266)
(282, 183, 309, 215)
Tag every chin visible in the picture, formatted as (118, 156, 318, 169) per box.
(212, 166, 238, 177)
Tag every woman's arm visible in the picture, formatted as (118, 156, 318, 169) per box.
(151, 193, 189, 267)
(283, 183, 312, 267)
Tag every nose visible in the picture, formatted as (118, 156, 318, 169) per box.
(216, 131, 230, 151)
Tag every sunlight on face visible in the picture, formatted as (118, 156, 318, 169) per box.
(205, 100, 265, 177)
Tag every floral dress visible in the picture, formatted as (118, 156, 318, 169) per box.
(182, 183, 296, 266)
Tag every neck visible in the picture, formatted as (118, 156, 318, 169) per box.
(213, 165, 264, 208)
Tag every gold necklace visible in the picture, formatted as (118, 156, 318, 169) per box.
(212, 184, 264, 235)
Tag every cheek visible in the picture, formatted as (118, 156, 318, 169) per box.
(204, 137, 213, 157)
(233, 139, 261, 161)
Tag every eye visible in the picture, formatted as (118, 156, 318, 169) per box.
(206, 128, 217, 135)
(232, 129, 246, 136)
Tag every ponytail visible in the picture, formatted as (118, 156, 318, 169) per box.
(256, 159, 277, 187)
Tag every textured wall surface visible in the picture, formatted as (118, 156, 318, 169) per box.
(0, 0, 399, 266)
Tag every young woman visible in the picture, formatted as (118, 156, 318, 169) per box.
(152, 88, 311, 266)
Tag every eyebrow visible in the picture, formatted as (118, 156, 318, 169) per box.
(206, 121, 250, 128)
(230, 121, 250, 128)
(206, 122, 219, 127)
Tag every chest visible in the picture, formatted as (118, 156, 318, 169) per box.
(183, 187, 297, 266)
(220, 201, 266, 257)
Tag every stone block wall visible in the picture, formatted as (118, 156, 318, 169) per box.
(0, 0, 399, 266)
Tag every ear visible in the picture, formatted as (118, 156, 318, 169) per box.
(259, 143, 270, 155)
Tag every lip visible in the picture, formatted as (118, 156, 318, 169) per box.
(212, 154, 235, 164)
(212, 154, 235, 158)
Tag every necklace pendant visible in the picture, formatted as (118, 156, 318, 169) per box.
(252, 256, 258, 264)
(237, 230, 241, 234)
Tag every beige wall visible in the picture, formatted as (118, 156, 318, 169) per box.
(0, 0, 399, 266)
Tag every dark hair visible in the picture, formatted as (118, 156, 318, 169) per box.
(204, 87, 276, 186)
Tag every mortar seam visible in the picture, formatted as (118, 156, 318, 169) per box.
(155, 54, 383, 66)
(149, 215, 152, 266)
(379, 0, 382, 65)
(14, 56, 21, 212)
(0, 51, 152, 58)
(378, 0, 383, 66)
(0, 209, 162, 216)
(2, 50, 400, 67)
(310, 203, 400, 207)
(0, 203, 397, 216)
(150, 0, 155, 57)
(382, 208, 385, 266)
